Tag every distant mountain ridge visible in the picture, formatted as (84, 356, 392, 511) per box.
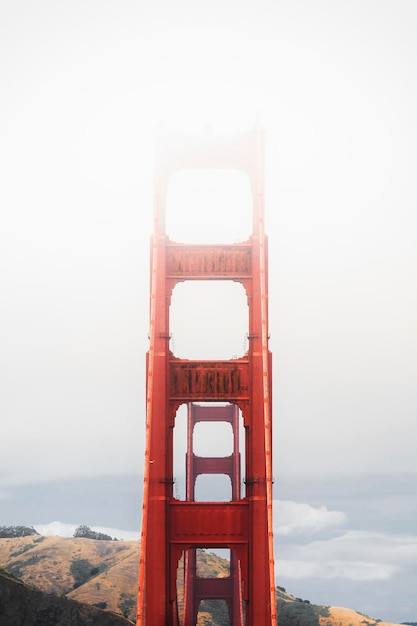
(0, 533, 406, 625)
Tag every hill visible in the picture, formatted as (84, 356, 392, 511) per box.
(276, 586, 402, 626)
(0, 567, 133, 625)
(0, 535, 139, 621)
(0, 534, 406, 625)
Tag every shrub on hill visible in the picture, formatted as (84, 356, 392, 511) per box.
(70, 558, 98, 588)
(73, 525, 113, 541)
(0, 525, 39, 538)
(277, 597, 322, 626)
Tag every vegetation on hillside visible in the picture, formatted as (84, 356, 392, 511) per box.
(0, 569, 133, 625)
(277, 593, 331, 626)
(0, 525, 39, 538)
(70, 558, 100, 589)
(73, 525, 114, 541)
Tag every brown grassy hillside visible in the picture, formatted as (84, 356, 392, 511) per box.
(0, 535, 139, 620)
(0, 568, 133, 625)
(320, 606, 401, 626)
(0, 535, 404, 626)
(276, 586, 402, 626)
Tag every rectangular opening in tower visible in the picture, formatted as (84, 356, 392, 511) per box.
(173, 403, 246, 501)
(166, 169, 252, 244)
(170, 281, 248, 360)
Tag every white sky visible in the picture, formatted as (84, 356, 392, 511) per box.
(1, 1, 417, 619)
(1, 0, 415, 484)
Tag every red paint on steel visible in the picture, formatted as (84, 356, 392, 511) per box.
(137, 128, 276, 625)
(183, 403, 243, 625)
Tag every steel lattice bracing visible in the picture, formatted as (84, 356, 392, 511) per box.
(183, 403, 244, 625)
(137, 128, 276, 625)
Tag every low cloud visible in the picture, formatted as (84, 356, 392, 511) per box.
(276, 559, 399, 581)
(274, 500, 347, 535)
(276, 527, 417, 583)
(34, 521, 78, 538)
(34, 521, 139, 541)
(283, 530, 417, 565)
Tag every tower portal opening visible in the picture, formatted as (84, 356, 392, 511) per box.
(170, 280, 248, 361)
(166, 169, 252, 244)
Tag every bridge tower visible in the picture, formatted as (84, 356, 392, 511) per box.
(137, 127, 276, 625)
(183, 403, 244, 625)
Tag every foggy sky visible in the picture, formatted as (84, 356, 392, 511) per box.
(1, 0, 416, 622)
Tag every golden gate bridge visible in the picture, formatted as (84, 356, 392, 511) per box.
(137, 126, 276, 625)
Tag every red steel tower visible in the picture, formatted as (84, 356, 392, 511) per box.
(137, 127, 276, 625)
(183, 403, 244, 625)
